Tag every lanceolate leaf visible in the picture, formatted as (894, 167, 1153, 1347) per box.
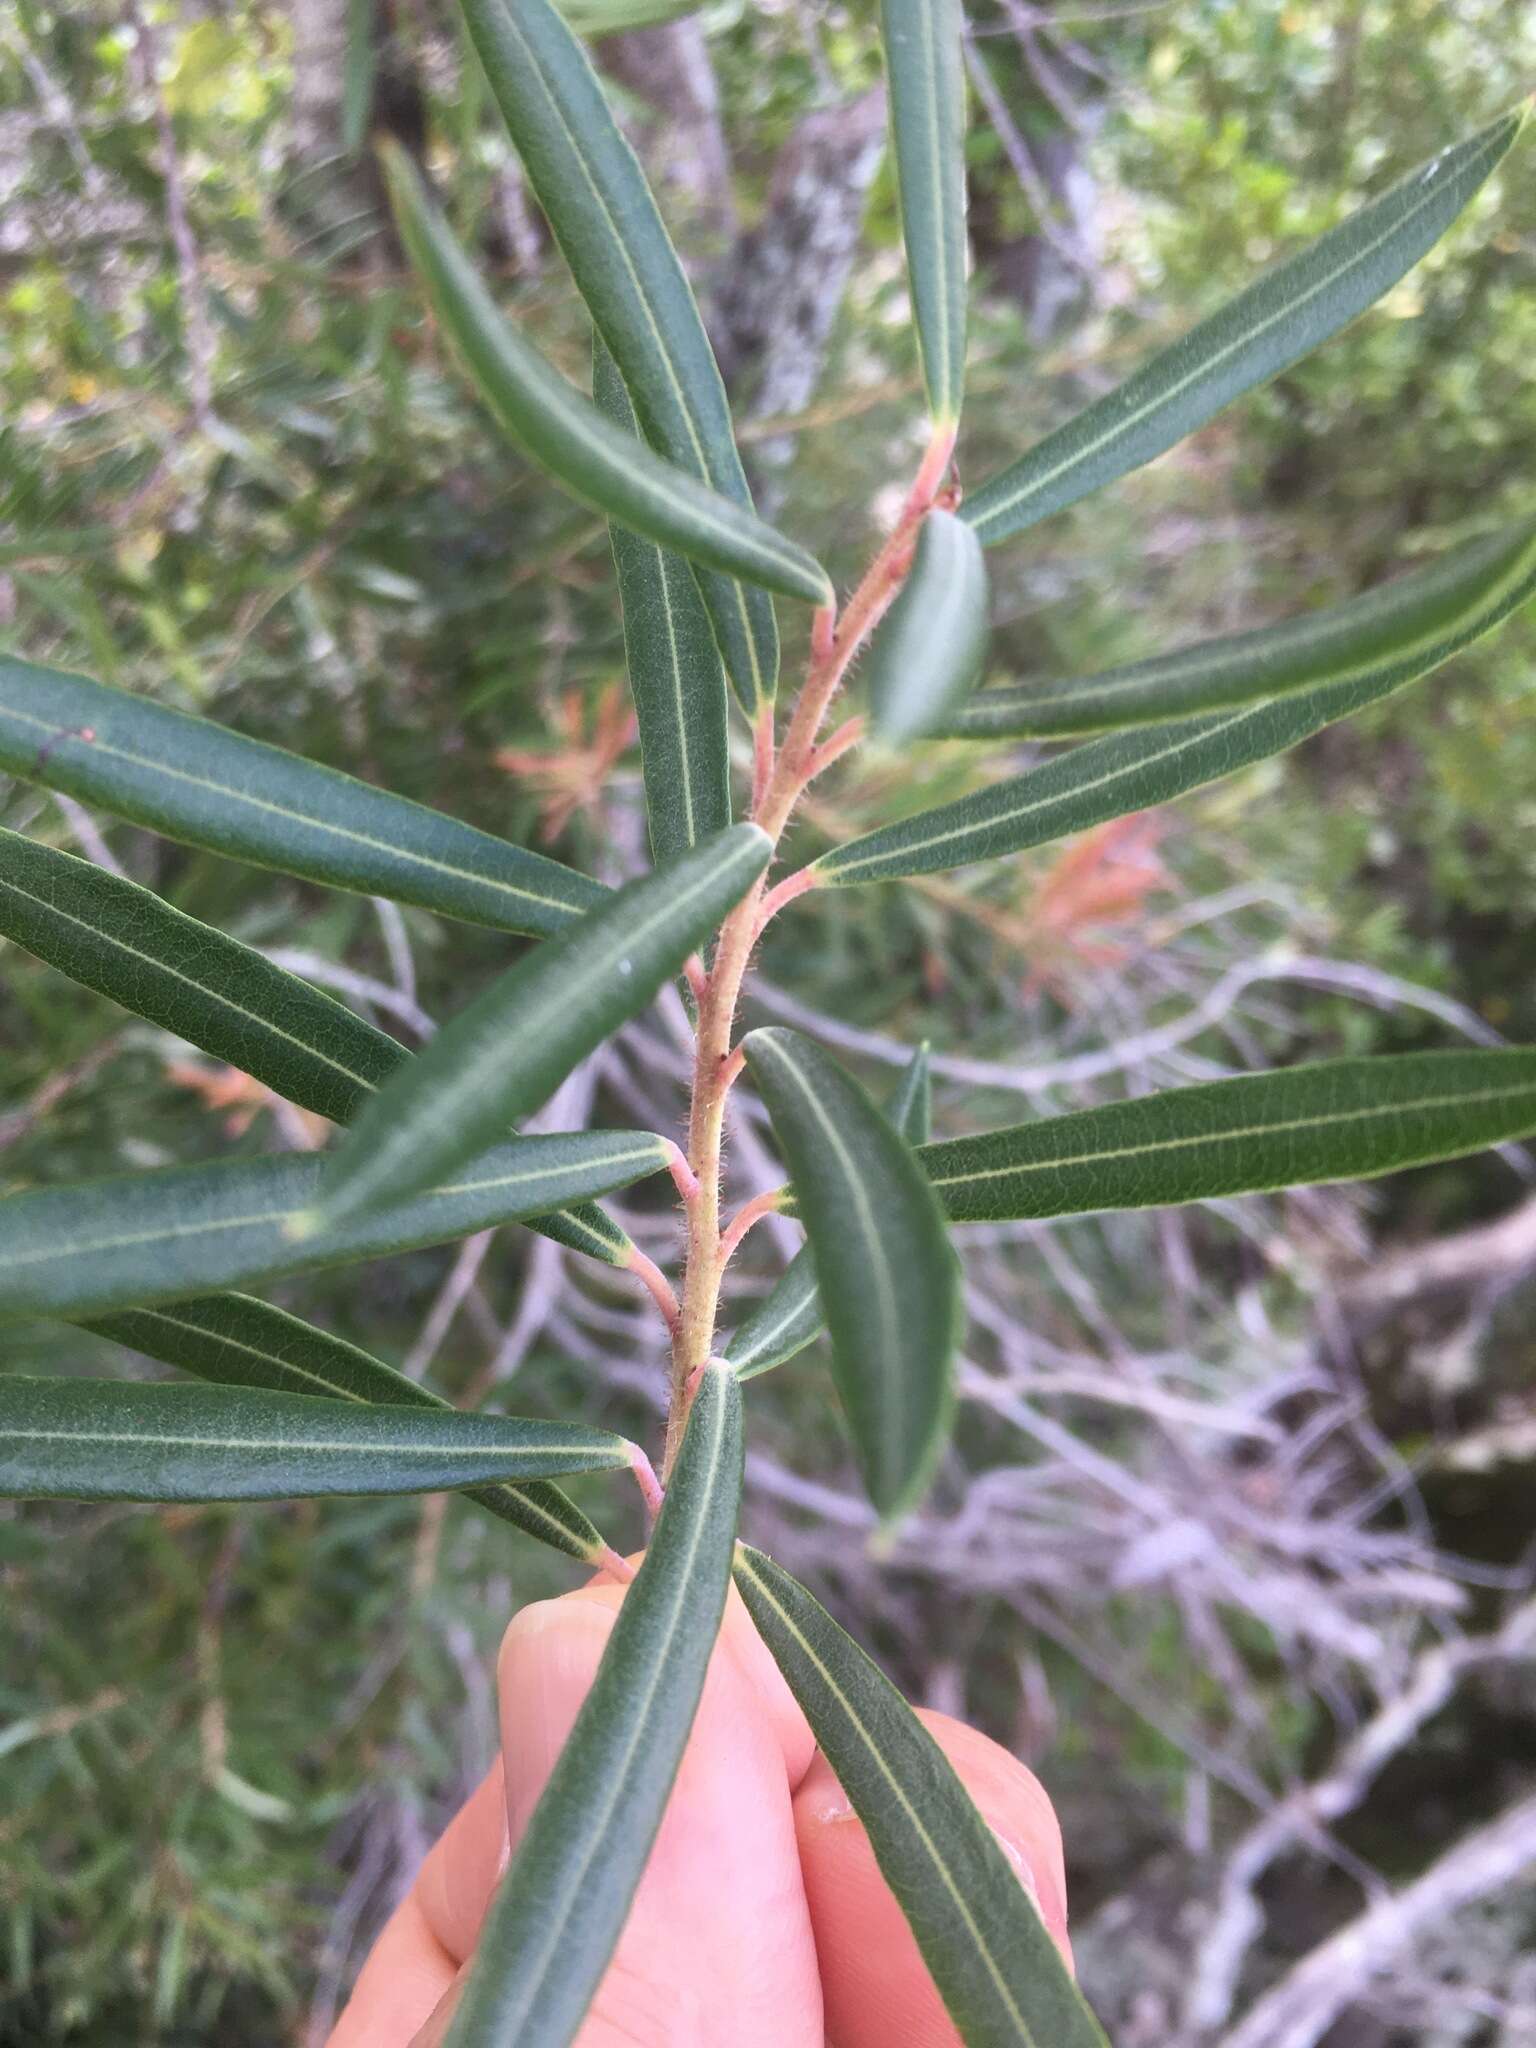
(381, 145, 829, 611)
(727, 1044, 931, 1383)
(947, 519, 1536, 739)
(0, 656, 604, 937)
(917, 1049, 1536, 1223)
(593, 339, 732, 861)
(735, 1545, 1108, 2048)
(869, 508, 990, 744)
(963, 110, 1525, 548)
(459, 0, 781, 711)
(0, 825, 631, 1270)
(85, 1295, 606, 1563)
(743, 1028, 958, 1520)
(0, 1131, 668, 1322)
(881, 0, 969, 424)
(0, 1377, 631, 1505)
(814, 522, 1536, 887)
(444, 1360, 742, 2048)
(314, 824, 771, 1230)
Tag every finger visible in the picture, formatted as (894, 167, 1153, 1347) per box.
(325, 1889, 457, 2048)
(497, 1570, 822, 2048)
(794, 1707, 1072, 2048)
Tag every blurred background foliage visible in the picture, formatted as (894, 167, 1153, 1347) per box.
(2, 1, 1535, 2041)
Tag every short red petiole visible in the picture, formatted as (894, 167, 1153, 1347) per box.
(626, 1442, 665, 1522)
(756, 866, 818, 937)
(718, 1043, 747, 1093)
(804, 715, 865, 784)
(664, 1138, 701, 1204)
(751, 702, 777, 815)
(719, 1186, 786, 1263)
(811, 602, 838, 664)
(684, 953, 709, 1005)
(627, 1246, 681, 1332)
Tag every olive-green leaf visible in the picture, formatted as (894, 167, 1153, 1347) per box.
(0, 655, 604, 937)
(727, 1044, 931, 1383)
(0, 824, 631, 1271)
(963, 110, 1525, 548)
(459, 0, 782, 710)
(0, 1131, 668, 1322)
(443, 1359, 742, 2048)
(593, 338, 732, 861)
(85, 1295, 607, 1564)
(918, 1049, 1536, 1223)
(869, 509, 990, 745)
(881, 0, 969, 424)
(381, 145, 829, 613)
(0, 1377, 632, 1505)
(314, 824, 770, 1231)
(734, 1544, 1108, 2048)
(947, 519, 1536, 739)
(743, 1028, 958, 1520)
(814, 522, 1536, 886)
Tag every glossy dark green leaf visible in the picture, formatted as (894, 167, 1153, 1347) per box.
(735, 1545, 1108, 2048)
(881, 0, 969, 423)
(743, 1028, 958, 1520)
(918, 1050, 1536, 1222)
(814, 523, 1536, 887)
(459, 0, 782, 710)
(727, 1044, 931, 1383)
(0, 1131, 668, 1322)
(948, 519, 1536, 739)
(314, 824, 770, 1230)
(869, 509, 990, 745)
(0, 655, 604, 937)
(0, 824, 632, 1270)
(444, 1360, 742, 2048)
(381, 145, 829, 611)
(964, 111, 1525, 548)
(593, 339, 731, 861)
(0, 1377, 632, 1505)
(85, 1295, 606, 1563)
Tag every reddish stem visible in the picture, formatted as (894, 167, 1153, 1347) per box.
(756, 866, 818, 937)
(719, 1187, 786, 1264)
(627, 1246, 681, 1333)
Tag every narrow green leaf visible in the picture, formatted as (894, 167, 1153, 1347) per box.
(0, 655, 605, 937)
(459, 0, 782, 710)
(963, 110, 1525, 548)
(341, 0, 378, 155)
(881, 0, 969, 424)
(815, 520, 1536, 886)
(381, 145, 829, 612)
(948, 519, 1536, 739)
(0, 1131, 668, 1322)
(0, 825, 631, 1270)
(918, 1049, 1536, 1222)
(444, 1359, 742, 2048)
(734, 1544, 1108, 2048)
(593, 339, 732, 861)
(558, 0, 702, 35)
(743, 1028, 958, 1520)
(869, 509, 990, 745)
(315, 824, 769, 1231)
(727, 1044, 931, 1383)
(85, 1296, 606, 1563)
(0, 1377, 631, 1505)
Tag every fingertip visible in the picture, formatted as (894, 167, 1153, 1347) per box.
(413, 1758, 509, 1964)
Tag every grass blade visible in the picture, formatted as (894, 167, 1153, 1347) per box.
(86, 1295, 607, 1563)
(593, 338, 731, 861)
(964, 110, 1525, 548)
(0, 1377, 631, 1505)
(869, 508, 990, 745)
(382, 145, 829, 611)
(814, 523, 1536, 886)
(727, 1044, 931, 1383)
(918, 1050, 1536, 1222)
(313, 824, 770, 1230)
(948, 519, 1536, 739)
(0, 1131, 669, 1322)
(881, 0, 969, 424)
(444, 1359, 742, 2048)
(734, 1544, 1108, 2048)
(0, 656, 605, 937)
(0, 824, 631, 1270)
(743, 1028, 958, 1521)
(460, 0, 781, 710)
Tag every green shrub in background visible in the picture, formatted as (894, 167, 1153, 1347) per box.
(2, 0, 1534, 2040)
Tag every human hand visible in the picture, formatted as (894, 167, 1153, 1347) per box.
(329, 1565, 1072, 2048)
